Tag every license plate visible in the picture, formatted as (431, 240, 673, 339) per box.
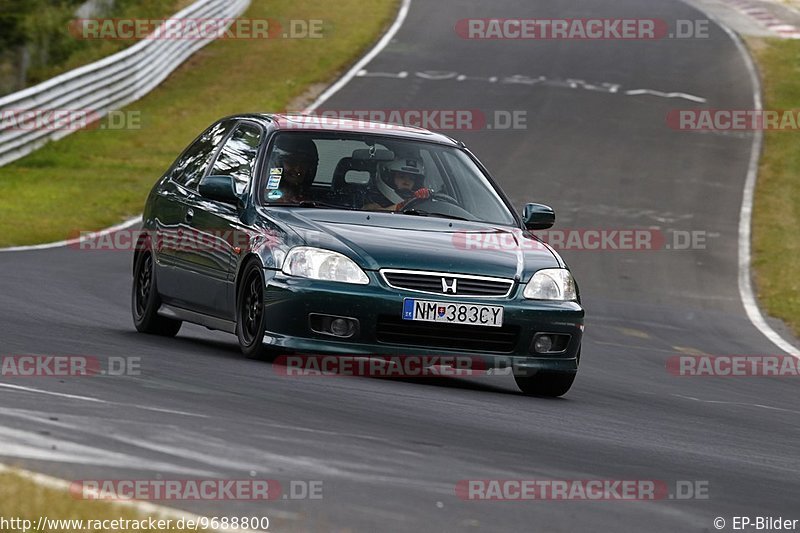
(402, 299, 504, 327)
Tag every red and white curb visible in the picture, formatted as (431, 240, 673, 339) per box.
(724, 0, 800, 37)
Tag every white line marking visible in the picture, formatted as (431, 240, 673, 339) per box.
(0, 215, 141, 252)
(671, 394, 800, 414)
(305, 0, 411, 112)
(0, 383, 107, 402)
(356, 70, 409, 78)
(131, 405, 208, 417)
(769, 24, 799, 31)
(684, 1, 800, 357)
(357, 69, 707, 101)
(726, 25, 800, 357)
(0, 426, 215, 475)
(623, 89, 707, 102)
(0, 383, 208, 417)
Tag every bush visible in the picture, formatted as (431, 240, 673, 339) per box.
(0, 0, 178, 94)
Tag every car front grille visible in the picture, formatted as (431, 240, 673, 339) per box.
(375, 316, 520, 353)
(381, 270, 514, 298)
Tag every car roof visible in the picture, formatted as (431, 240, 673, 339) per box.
(228, 113, 461, 146)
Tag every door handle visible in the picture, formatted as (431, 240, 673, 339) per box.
(185, 208, 194, 223)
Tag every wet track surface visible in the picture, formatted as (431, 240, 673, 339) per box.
(1, 0, 799, 531)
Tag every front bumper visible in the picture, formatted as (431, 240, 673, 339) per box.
(261, 270, 584, 375)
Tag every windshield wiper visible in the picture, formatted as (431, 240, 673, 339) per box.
(273, 201, 357, 210)
(401, 209, 472, 222)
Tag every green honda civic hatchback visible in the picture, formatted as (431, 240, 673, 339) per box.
(132, 114, 584, 396)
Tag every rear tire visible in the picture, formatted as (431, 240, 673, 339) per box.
(236, 261, 276, 361)
(132, 250, 182, 337)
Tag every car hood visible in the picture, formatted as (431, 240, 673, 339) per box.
(263, 209, 562, 280)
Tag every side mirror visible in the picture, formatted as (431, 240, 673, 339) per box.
(199, 175, 239, 205)
(523, 203, 555, 230)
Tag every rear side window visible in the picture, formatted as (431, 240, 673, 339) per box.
(171, 120, 234, 189)
(313, 139, 375, 184)
(210, 122, 263, 195)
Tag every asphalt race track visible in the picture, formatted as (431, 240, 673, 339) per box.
(2, 0, 799, 531)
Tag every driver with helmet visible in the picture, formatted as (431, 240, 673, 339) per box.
(364, 157, 432, 211)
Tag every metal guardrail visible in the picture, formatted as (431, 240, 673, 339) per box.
(0, 0, 250, 167)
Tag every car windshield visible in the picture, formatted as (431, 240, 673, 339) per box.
(258, 132, 516, 226)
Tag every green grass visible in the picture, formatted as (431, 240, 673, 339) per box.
(750, 38, 800, 338)
(0, 0, 399, 246)
(0, 470, 208, 532)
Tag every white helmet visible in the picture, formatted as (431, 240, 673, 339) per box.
(377, 158, 425, 204)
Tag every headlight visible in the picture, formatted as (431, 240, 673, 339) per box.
(523, 269, 577, 301)
(282, 247, 369, 285)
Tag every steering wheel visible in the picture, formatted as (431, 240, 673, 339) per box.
(398, 191, 460, 212)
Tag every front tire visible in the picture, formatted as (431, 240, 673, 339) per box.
(514, 371, 576, 397)
(236, 261, 275, 360)
(132, 250, 182, 337)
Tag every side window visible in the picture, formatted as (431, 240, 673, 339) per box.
(210, 123, 263, 195)
(172, 120, 234, 190)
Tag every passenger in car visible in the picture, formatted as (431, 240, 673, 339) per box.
(265, 136, 319, 203)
